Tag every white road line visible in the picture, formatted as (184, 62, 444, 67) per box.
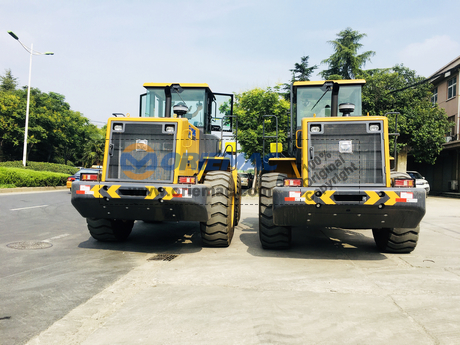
(44, 234, 70, 242)
(10, 205, 49, 211)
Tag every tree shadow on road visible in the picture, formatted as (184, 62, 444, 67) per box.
(238, 217, 387, 261)
(78, 220, 203, 255)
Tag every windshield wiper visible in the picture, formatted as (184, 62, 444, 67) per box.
(311, 81, 334, 111)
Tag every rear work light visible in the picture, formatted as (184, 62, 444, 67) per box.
(393, 179, 415, 187)
(81, 174, 98, 181)
(178, 176, 196, 184)
(284, 178, 303, 187)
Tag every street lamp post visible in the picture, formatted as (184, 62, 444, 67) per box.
(8, 31, 54, 167)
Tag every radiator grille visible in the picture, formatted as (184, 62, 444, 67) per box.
(307, 121, 385, 187)
(106, 122, 176, 182)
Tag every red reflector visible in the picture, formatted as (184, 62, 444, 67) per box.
(81, 174, 98, 181)
(284, 179, 302, 187)
(178, 176, 196, 184)
(394, 179, 414, 187)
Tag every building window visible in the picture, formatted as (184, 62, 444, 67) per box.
(447, 77, 457, 99)
(448, 116, 455, 137)
(431, 87, 438, 105)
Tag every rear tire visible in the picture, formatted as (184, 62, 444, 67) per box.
(87, 218, 134, 242)
(200, 171, 235, 247)
(372, 225, 420, 253)
(259, 173, 291, 249)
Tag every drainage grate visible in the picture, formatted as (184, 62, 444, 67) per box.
(6, 241, 53, 250)
(147, 254, 178, 261)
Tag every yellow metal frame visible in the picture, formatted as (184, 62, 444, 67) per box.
(267, 158, 300, 178)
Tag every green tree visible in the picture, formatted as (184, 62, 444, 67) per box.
(81, 128, 105, 167)
(0, 69, 103, 166)
(283, 56, 318, 100)
(7, 87, 94, 165)
(234, 86, 290, 187)
(0, 92, 23, 160)
(290, 56, 318, 82)
(361, 65, 451, 165)
(320, 27, 375, 80)
(0, 69, 18, 92)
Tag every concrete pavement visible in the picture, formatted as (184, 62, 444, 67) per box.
(25, 196, 460, 345)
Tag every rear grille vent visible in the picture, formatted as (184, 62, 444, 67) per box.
(106, 122, 176, 183)
(307, 121, 385, 187)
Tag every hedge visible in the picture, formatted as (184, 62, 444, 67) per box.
(0, 167, 69, 187)
(0, 161, 79, 175)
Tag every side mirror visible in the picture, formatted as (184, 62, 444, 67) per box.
(270, 143, 282, 153)
(225, 142, 236, 154)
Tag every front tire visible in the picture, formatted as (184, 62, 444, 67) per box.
(259, 173, 291, 249)
(87, 218, 134, 242)
(200, 171, 235, 247)
(372, 225, 420, 253)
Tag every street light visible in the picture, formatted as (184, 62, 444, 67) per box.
(8, 31, 54, 167)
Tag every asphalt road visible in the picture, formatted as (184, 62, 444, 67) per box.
(0, 190, 152, 345)
(1, 191, 460, 344)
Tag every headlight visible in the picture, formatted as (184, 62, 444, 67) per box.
(310, 125, 321, 133)
(165, 125, 175, 133)
(369, 124, 380, 132)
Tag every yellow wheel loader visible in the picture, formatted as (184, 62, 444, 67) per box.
(259, 80, 426, 253)
(72, 83, 241, 247)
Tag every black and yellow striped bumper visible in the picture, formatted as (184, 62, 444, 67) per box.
(272, 187, 426, 228)
(71, 181, 210, 222)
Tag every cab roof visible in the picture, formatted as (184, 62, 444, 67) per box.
(143, 83, 210, 89)
(293, 79, 366, 86)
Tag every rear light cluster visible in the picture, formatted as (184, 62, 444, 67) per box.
(178, 176, 196, 184)
(67, 177, 76, 182)
(283, 178, 303, 187)
(393, 178, 415, 187)
(81, 173, 98, 181)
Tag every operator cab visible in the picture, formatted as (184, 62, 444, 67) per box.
(293, 80, 365, 128)
(139, 83, 233, 133)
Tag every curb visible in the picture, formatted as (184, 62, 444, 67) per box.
(0, 186, 68, 194)
(438, 192, 460, 199)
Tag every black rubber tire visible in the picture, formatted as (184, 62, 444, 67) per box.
(200, 171, 235, 247)
(234, 174, 242, 227)
(259, 173, 291, 249)
(372, 225, 420, 253)
(87, 218, 134, 242)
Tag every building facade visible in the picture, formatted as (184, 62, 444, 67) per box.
(410, 56, 460, 194)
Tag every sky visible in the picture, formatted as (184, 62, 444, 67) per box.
(1, 0, 459, 126)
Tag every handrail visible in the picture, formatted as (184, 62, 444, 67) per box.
(385, 112, 400, 171)
(221, 115, 238, 171)
(262, 115, 279, 164)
